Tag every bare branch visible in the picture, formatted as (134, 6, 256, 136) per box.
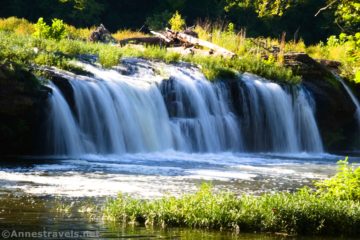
(314, 0, 337, 17)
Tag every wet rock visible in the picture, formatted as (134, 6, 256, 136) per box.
(0, 63, 50, 156)
(89, 24, 116, 43)
(284, 53, 358, 151)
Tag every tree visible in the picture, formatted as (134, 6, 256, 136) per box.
(169, 11, 186, 31)
(224, 0, 301, 18)
(330, 0, 359, 33)
(57, 0, 104, 26)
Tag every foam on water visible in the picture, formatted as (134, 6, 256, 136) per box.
(0, 152, 345, 197)
(45, 59, 323, 155)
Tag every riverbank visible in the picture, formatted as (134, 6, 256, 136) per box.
(104, 158, 360, 237)
(0, 156, 358, 238)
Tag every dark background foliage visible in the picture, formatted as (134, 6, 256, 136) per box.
(0, 0, 342, 43)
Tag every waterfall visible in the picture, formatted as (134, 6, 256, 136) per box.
(238, 74, 323, 153)
(46, 59, 323, 155)
(46, 83, 84, 155)
(335, 74, 360, 128)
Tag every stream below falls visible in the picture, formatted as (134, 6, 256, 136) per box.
(1, 59, 360, 239)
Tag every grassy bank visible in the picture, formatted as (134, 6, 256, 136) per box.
(195, 22, 359, 84)
(104, 158, 360, 236)
(0, 17, 301, 83)
(1, 17, 358, 84)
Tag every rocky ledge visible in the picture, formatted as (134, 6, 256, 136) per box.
(0, 62, 50, 156)
(284, 53, 359, 150)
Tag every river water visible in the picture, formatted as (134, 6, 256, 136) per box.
(1, 59, 359, 239)
(0, 152, 357, 239)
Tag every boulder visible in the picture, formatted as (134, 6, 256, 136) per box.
(284, 53, 359, 151)
(0, 63, 50, 156)
(89, 24, 116, 43)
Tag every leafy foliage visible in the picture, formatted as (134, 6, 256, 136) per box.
(225, 0, 295, 17)
(33, 18, 67, 40)
(0, 26, 301, 83)
(316, 157, 360, 200)
(168, 11, 186, 31)
(104, 165, 360, 236)
(0, 0, 358, 44)
(307, 32, 360, 83)
(0, 17, 34, 35)
(332, 0, 360, 33)
(33, 18, 50, 39)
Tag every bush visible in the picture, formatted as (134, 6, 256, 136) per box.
(49, 18, 67, 40)
(316, 157, 360, 200)
(168, 11, 186, 31)
(0, 17, 34, 35)
(33, 18, 67, 40)
(33, 18, 50, 39)
(104, 159, 360, 236)
(98, 47, 122, 68)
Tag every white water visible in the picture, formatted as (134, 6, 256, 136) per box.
(239, 74, 323, 152)
(335, 74, 360, 128)
(45, 59, 323, 155)
(0, 152, 341, 197)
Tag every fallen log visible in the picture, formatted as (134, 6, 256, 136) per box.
(167, 46, 218, 57)
(118, 29, 236, 58)
(174, 31, 236, 58)
(150, 31, 172, 43)
(119, 37, 165, 46)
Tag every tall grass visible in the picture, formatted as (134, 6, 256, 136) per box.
(0, 17, 34, 35)
(306, 42, 359, 83)
(112, 29, 148, 41)
(0, 17, 356, 84)
(104, 159, 360, 236)
(0, 30, 300, 83)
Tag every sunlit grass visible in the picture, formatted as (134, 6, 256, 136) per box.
(0, 30, 301, 83)
(104, 159, 360, 236)
(112, 29, 148, 41)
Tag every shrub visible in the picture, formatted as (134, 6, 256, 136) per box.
(33, 18, 51, 39)
(316, 157, 360, 201)
(0, 17, 34, 35)
(65, 24, 94, 40)
(98, 47, 122, 68)
(49, 18, 67, 40)
(104, 182, 360, 236)
(104, 159, 360, 236)
(0, 22, 301, 84)
(168, 11, 186, 31)
(33, 18, 67, 40)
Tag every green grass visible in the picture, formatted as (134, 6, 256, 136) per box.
(1, 17, 358, 84)
(104, 159, 360, 236)
(0, 29, 301, 83)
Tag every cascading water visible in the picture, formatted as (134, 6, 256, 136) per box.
(334, 73, 360, 129)
(238, 74, 323, 153)
(47, 83, 84, 155)
(46, 59, 323, 155)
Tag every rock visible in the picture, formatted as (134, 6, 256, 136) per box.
(284, 53, 358, 151)
(0, 62, 50, 156)
(182, 28, 199, 38)
(89, 24, 116, 43)
(318, 59, 341, 69)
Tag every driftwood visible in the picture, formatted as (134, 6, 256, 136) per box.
(171, 30, 236, 58)
(118, 29, 236, 58)
(150, 31, 172, 43)
(119, 37, 166, 46)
